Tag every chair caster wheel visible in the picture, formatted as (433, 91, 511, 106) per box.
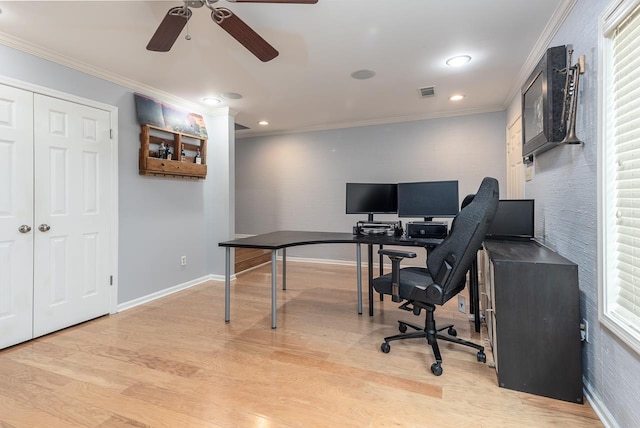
(447, 327, 457, 337)
(399, 323, 407, 333)
(477, 351, 486, 363)
(431, 363, 443, 376)
(381, 342, 391, 353)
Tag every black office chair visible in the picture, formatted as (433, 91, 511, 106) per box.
(458, 194, 483, 333)
(373, 177, 499, 376)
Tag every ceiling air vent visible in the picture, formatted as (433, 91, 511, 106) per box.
(418, 86, 436, 98)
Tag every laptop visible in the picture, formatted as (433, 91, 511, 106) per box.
(485, 199, 535, 242)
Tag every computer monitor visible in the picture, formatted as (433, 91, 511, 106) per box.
(345, 183, 398, 217)
(397, 180, 459, 221)
(485, 199, 535, 241)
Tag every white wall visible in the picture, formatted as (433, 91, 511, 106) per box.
(0, 44, 234, 305)
(236, 111, 507, 262)
(507, 0, 640, 426)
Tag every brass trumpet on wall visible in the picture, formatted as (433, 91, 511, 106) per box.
(559, 49, 585, 145)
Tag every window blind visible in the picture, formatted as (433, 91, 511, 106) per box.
(609, 4, 640, 336)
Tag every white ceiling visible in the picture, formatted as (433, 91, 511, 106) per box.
(0, 0, 571, 137)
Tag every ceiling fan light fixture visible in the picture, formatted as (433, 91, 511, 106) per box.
(351, 69, 376, 80)
(203, 97, 221, 105)
(148, 0, 316, 60)
(446, 55, 472, 67)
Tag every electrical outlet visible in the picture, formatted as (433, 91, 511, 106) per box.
(181, 255, 187, 266)
(580, 319, 589, 343)
(458, 295, 466, 313)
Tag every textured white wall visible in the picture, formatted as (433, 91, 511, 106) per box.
(236, 111, 507, 262)
(516, 0, 640, 426)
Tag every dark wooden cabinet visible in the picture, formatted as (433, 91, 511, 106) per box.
(482, 240, 583, 403)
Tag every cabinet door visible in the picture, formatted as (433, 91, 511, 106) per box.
(0, 84, 34, 348)
(32, 95, 112, 337)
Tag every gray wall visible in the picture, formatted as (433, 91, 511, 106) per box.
(506, 0, 640, 426)
(0, 44, 234, 305)
(236, 111, 507, 262)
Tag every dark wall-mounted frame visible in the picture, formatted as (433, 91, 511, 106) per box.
(521, 45, 567, 161)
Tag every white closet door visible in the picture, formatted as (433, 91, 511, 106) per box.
(32, 94, 112, 337)
(0, 84, 34, 349)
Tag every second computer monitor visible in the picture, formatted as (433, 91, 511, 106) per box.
(397, 180, 459, 221)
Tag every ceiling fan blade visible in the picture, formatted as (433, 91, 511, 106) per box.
(214, 9, 279, 62)
(230, 0, 318, 3)
(147, 6, 192, 52)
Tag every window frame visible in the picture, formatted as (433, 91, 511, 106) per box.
(598, 0, 640, 355)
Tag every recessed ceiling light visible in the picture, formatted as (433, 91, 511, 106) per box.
(258, 120, 269, 126)
(446, 55, 472, 67)
(449, 94, 465, 101)
(351, 69, 376, 80)
(222, 92, 243, 100)
(202, 97, 221, 105)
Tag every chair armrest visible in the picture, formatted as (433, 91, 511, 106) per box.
(378, 249, 417, 260)
(378, 249, 416, 302)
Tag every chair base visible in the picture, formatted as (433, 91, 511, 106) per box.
(380, 318, 486, 376)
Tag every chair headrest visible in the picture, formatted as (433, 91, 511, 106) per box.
(427, 177, 499, 291)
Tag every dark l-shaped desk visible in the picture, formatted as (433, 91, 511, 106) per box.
(219, 230, 443, 328)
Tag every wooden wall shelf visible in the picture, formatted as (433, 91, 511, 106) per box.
(139, 124, 207, 179)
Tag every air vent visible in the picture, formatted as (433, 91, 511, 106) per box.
(235, 123, 250, 131)
(418, 86, 436, 98)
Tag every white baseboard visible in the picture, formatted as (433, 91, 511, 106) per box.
(583, 378, 618, 428)
(117, 274, 232, 312)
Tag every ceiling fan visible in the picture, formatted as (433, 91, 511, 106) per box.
(146, 0, 318, 62)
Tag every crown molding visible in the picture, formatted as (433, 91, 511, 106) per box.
(0, 31, 229, 117)
(236, 105, 505, 139)
(502, 0, 577, 110)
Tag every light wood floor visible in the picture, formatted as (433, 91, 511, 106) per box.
(0, 262, 602, 427)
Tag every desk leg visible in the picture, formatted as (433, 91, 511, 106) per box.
(379, 244, 384, 301)
(271, 250, 277, 329)
(356, 243, 362, 314)
(282, 248, 287, 291)
(471, 259, 480, 333)
(368, 244, 374, 316)
(225, 247, 231, 323)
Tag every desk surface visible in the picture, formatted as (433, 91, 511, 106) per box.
(219, 231, 357, 249)
(219, 230, 443, 249)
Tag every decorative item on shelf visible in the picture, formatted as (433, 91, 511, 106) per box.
(158, 142, 166, 158)
(181, 148, 186, 162)
(195, 148, 201, 164)
(134, 93, 208, 138)
(559, 49, 585, 145)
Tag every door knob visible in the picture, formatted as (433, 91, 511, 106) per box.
(38, 224, 51, 232)
(18, 225, 32, 233)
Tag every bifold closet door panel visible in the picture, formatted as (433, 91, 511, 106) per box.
(32, 94, 113, 338)
(0, 84, 34, 349)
